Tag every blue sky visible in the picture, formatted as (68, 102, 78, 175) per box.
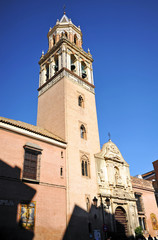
(0, 0, 158, 176)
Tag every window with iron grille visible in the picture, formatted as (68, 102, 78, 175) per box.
(135, 193, 144, 212)
(23, 143, 42, 182)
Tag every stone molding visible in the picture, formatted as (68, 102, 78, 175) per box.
(38, 67, 95, 96)
(39, 37, 93, 65)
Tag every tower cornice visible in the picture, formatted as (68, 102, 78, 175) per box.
(38, 67, 95, 96)
(47, 23, 82, 38)
(39, 37, 93, 65)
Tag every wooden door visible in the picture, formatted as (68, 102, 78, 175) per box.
(115, 207, 128, 238)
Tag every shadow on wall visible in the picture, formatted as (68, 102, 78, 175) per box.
(63, 204, 136, 240)
(0, 159, 36, 240)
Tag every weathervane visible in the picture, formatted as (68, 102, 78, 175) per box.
(63, 5, 66, 15)
(108, 132, 111, 141)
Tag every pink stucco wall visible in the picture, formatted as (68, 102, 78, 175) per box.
(131, 177, 158, 238)
(0, 128, 66, 240)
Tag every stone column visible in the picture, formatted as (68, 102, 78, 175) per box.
(62, 44, 66, 68)
(78, 60, 82, 77)
(50, 58, 55, 78)
(67, 53, 71, 70)
(58, 54, 62, 70)
(91, 68, 94, 85)
(40, 67, 46, 86)
(56, 34, 60, 43)
(87, 67, 91, 83)
(49, 36, 53, 50)
(76, 38, 79, 47)
(69, 32, 73, 43)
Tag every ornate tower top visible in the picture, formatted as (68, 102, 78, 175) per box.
(47, 13, 83, 49)
(38, 14, 94, 96)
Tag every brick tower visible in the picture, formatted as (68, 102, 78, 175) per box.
(37, 13, 100, 224)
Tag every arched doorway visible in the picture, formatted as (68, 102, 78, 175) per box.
(115, 207, 128, 238)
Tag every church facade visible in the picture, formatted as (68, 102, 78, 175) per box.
(0, 13, 158, 240)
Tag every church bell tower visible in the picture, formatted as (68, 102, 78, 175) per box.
(37, 13, 100, 221)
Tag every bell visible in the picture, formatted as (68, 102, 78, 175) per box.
(46, 73, 49, 79)
(82, 69, 87, 79)
(82, 72, 87, 79)
(71, 64, 75, 71)
(54, 65, 58, 72)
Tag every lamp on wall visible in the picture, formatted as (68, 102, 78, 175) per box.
(104, 197, 110, 209)
(93, 196, 98, 207)
(92, 195, 110, 239)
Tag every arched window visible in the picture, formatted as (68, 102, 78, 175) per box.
(80, 124, 86, 139)
(74, 34, 77, 44)
(53, 35, 56, 45)
(54, 55, 58, 73)
(78, 95, 84, 107)
(46, 64, 49, 80)
(81, 61, 87, 79)
(82, 160, 84, 175)
(64, 31, 68, 38)
(71, 54, 76, 71)
(81, 155, 89, 177)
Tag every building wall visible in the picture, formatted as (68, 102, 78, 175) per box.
(0, 128, 66, 240)
(37, 78, 66, 140)
(64, 77, 100, 216)
(131, 176, 158, 238)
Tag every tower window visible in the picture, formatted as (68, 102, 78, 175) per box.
(81, 61, 87, 79)
(71, 54, 76, 71)
(60, 167, 63, 177)
(54, 55, 58, 72)
(64, 31, 68, 38)
(53, 35, 56, 45)
(46, 64, 49, 80)
(81, 155, 90, 177)
(74, 34, 77, 44)
(78, 95, 84, 107)
(61, 151, 63, 158)
(80, 124, 86, 139)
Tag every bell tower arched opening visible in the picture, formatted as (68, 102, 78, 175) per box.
(70, 54, 76, 72)
(81, 61, 87, 79)
(54, 55, 58, 73)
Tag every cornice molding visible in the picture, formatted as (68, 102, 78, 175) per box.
(0, 122, 67, 149)
(47, 23, 82, 38)
(39, 37, 93, 65)
(38, 67, 95, 96)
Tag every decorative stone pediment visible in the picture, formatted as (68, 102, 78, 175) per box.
(95, 140, 128, 166)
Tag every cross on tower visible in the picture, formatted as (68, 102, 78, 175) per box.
(108, 132, 111, 141)
(63, 5, 66, 15)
